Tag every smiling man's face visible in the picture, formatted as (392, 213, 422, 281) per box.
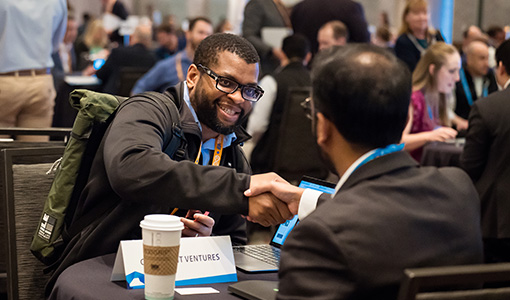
(190, 51, 259, 135)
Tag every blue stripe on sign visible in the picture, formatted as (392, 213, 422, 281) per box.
(175, 273, 238, 286)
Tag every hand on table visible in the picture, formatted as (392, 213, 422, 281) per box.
(180, 210, 214, 237)
(428, 127, 458, 142)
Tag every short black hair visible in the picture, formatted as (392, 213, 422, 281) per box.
(282, 34, 310, 60)
(496, 39, 510, 73)
(188, 17, 212, 32)
(193, 33, 259, 68)
(312, 44, 411, 149)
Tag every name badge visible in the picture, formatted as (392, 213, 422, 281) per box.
(111, 236, 237, 289)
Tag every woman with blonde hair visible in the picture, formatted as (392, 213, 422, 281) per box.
(401, 42, 460, 161)
(75, 19, 109, 69)
(395, 0, 444, 71)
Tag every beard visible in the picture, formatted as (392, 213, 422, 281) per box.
(193, 83, 247, 135)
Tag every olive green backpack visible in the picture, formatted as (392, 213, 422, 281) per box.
(30, 89, 186, 266)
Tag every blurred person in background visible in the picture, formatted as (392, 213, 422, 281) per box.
(401, 42, 460, 161)
(154, 23, 179, 61)
(242, 0, 292, 77)
(95, 24, 157, 95)
(77, 12, 92, 38)
(291, 0, 370, 55)
(394, 0, 444, 72)
(372, 26, 394, 49)
(131, 17, 213, 94)
(247, 34, 312, 171)
(317, 20, 348, 51)
(52, 14, 80, 91)
(101, 0, 129, 46)
(215, 18, 234, 34)
(487, 25, 506, 49)
(453, 40, 498, 130)
(74, 19, 110, 70)
(0, 0, 67, 141)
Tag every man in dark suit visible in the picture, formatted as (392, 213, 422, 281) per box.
(453, 40, 498, 129)
(290, 0, 370, 54)
(247, 44, 483, 299)
(95, 25, 157, 95)
(461, 39, 510, 263)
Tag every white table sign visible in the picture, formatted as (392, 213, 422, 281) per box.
(111, 236, 237, 289)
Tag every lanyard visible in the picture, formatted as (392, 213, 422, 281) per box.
(427, 105, 434, 121)
(354, 144, 405, 172)
(172, 135, 224, 216)
(459, 68, 488, 106)
(194, 135, 225, 166)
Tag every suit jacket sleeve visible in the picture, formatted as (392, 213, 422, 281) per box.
(461, 103, 491, 181)
(278, 216, 354, 299)
(102, 97, 251, 215)
(345, 3, 370, 43)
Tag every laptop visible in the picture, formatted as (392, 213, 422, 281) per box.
(228, 280, 279, 300)
(261, 27, 293, 49)
(233, 176, 336, 272)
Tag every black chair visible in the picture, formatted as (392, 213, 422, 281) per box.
(397, 263, 510, 300)
(0, 128, 71, 143)
(116, 66, 151, 97)
(272, 87, 328, 184)
(0, 147, 65, 300)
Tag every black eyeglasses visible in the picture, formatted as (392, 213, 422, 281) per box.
(197, 64, 264, 102)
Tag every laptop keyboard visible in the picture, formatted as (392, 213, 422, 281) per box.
(233, 244, 281, 267)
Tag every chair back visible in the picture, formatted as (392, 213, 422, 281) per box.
(272, 87, 328, 183)
(116, 66, 151, 97)
(0, 128, 71, 143)
(397, 263, 510, 300)
(0, 147, 65, 300)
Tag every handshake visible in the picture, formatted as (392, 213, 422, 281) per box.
(244, 173, 306, 227)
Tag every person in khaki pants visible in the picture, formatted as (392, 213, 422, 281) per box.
(0, 0, 67, 141)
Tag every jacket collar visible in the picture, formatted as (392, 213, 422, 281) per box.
(341, 151, 419, 191)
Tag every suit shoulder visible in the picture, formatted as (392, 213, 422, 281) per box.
(475, 89, 510, 112)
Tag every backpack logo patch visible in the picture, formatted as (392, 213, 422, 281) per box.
(37, 213, 57, 242)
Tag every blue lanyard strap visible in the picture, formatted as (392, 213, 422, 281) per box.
(354, 144, 405, 171)
(427, 105, 434, 121)
(460, 68, 488, 106)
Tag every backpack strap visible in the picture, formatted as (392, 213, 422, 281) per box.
(64, 92, 187, 240)
(139, 91, 187, 160)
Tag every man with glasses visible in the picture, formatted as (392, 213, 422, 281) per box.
(46, 33, 296, 294)
(247, 44, 483, 299)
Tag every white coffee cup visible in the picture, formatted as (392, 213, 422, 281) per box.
(140, 214, 184, 300)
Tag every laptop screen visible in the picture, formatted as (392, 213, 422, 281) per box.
(270, 176, 336, 246)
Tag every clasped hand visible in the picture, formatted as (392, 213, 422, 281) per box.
(244, 173, 305, 227)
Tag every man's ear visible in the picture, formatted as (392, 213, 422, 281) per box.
(316, 112, 332, 148)
(186, 64, 200, 90)
(498, 61, 508, 77)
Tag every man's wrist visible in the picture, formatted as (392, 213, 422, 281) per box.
(298, 189, 322, 220)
